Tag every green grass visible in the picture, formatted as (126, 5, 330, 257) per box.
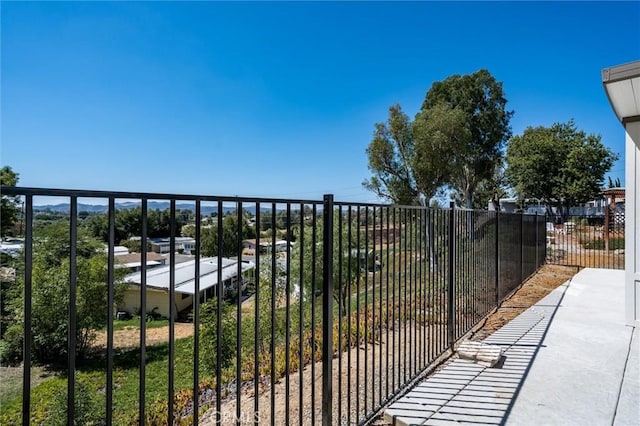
(0, 337, 200, 425)
(0, 365, 53, 408)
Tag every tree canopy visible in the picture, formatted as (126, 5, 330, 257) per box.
(505, 120, 618, 211)
(200, 214, 256, 257)
(84, 207, 188, 244)
(420, 69, 513, 208)
(1, 166, 20, 236)
(364, 69, 512, 207)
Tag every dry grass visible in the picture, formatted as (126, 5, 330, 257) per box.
(91, 322, 194, 350)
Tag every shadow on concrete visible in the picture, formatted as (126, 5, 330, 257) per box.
(384, 279, 571, 425)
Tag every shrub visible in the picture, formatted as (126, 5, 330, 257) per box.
(0, 339, 18, 365)
(199, 298, 236, 375)
(4, 223, 127, 363)
(583, 238, 624, 250)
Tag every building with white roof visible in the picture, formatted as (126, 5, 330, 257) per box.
(119, 256, 255, 319)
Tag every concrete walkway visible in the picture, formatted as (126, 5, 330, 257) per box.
(384, 268, 639, 425)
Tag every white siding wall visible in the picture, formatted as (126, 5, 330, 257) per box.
(119, 286, 193, 319)
(625, 121, 640, 326)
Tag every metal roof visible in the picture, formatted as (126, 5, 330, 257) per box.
(124, 256, 254, 295)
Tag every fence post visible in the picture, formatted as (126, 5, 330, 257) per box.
(495, 211, 500, 307)
(322, 194, 334, 426)
(447, 202, 455, 350)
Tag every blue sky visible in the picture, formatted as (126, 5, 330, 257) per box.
(2, 1, 639, 204)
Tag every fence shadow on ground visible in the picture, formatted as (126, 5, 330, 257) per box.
(384, 277, 571, 425)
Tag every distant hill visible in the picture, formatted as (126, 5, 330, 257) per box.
(33, 202, 283, 216)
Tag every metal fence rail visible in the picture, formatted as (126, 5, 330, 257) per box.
(0, 187, 546, 425)
(545, 211, 625, 270)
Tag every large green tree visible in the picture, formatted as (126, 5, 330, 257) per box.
(1, 166, 20, 236)
(420, 69, 513, 208)
(364, 70, 512, 209)
(363, 103, 467, 268)
(505, 120, 618, 213)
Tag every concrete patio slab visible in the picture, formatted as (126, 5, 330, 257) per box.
(614, 327, 639, 425)
(384, 268, 638, 425)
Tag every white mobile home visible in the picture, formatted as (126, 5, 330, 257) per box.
(119, 256, 254, 319)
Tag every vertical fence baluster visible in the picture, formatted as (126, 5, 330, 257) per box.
(419, 209, 425, 371)
(236, 201, 243, 425)
(193, 200, 201, 425)
(22, 195, 33, 426)
(106, 198, 115, 426)
(298, 202, 304, 426)
(379, 208, 385, 404)
(355, 205, 361, 421)
(139, 199, 148, 424)
(310, 203, 317, 425)
(364, 206, 370, 411)
(284, 203, 291, 422)
(254, 203, 261, 425)
(337, 204, 343, 421)
(520, 212, 524, 285)
(347, 205, 353, 425)
(270, 202, 276, 425)
(321, 194, 334, 426)
(385, 207, 390, 399)
(68, 197, 77, 426)
(216, 201, 223, 422)
(168, 200, 176, 425)
(535, 214, 539, 271)
(495, 212, 500, 307)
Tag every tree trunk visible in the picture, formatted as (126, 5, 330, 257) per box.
(464, 190, 473, 209)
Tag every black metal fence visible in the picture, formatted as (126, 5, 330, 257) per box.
(0, 187, 546, 425)
(545, 209, 625, 270)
